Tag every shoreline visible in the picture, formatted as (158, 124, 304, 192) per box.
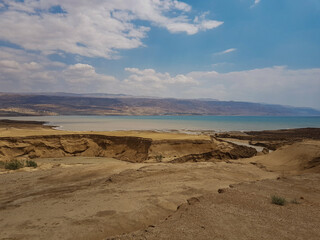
(1, 119, 319, 163)
(1, 118, 320, 141)
(1, 115, 320, 132)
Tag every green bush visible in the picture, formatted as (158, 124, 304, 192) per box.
(5, 160, 24, 170)
(271, 195, 286, 206)
(0, 161, 5, 169)
(26, 160, 38, 168)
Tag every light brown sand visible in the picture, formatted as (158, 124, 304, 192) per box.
(240, 140, 320, 175)
(0, 126, 210, 141)
(0, 123, 319, 240)
(0, 157, 276, 240)
(112, 173, 320, 240)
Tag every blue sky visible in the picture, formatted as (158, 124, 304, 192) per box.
(0, 0, 319, 108)
(84, 0, 320, 76)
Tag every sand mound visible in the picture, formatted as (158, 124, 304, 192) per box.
(248, 140, 320, 174)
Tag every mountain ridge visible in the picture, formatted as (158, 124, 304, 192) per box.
(0, 93, 319, 116)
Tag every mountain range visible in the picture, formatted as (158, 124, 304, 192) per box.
(0, 93, 319, 116)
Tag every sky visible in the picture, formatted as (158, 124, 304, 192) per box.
(0, 0, 319, 109)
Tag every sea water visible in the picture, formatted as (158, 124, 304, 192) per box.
(1, 115, 320, 132)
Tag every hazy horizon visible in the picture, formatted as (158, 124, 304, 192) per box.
(1, 91, 320, 111)
(0, 0, 319, 109)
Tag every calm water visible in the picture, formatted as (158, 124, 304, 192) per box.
(1, 115, 320, 132)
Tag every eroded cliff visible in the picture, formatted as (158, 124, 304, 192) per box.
(0, 134, 257, 163)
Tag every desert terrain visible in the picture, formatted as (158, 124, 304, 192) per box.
(0, 120, 319, 240)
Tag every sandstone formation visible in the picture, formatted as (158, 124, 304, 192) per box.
(0, 134, 257, 163)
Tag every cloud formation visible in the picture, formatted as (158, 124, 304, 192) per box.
(0, 47, 116, 92)
(0, 0, 223, 58)
(186, 67, 320, 108)
(214, 48, 237, 56)
(1, 47, 319, 108)
(122, 67, 198, 96)
(251, 0, 261, 8)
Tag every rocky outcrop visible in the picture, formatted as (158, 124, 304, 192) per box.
(0, 134, 152, 163)
(147, 139, 215, 162)
(303, 157, 320, 170)
(170, 144, 257, 163)
(215, 128, 320, 150)
(0, 134, 258, 163)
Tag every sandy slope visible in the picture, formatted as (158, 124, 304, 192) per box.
(241, 140, 320, 175)
(108, 140, 320, 239)
(0, 158, 276, 240)
(111, 174, 320, 240)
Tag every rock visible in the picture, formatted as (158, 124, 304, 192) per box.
(218, 188, 225, 194)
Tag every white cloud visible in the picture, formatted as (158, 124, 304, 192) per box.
(193, 12, 223, 34)
(0, 47, 116, 93)
(0, 48, 59, 91)
(214, 48, 237, 56)
(251, 0, 261, 8)
(63, 63, 116, 85)
(0, 0, 223, 58)
(186, 66, 320, 108)
(1, 47, 319, 108)
(123, 67, 198, 95)
(124, 68, 197, 85)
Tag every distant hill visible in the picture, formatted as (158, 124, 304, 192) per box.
(0, 93, 319, 116)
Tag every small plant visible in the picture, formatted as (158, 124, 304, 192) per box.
(155, 155, 163, 162)
(290, 198, 300, 204)
(0, 161, 5, 169)
(271, 195, 286, 206)
(5, 159, 24, 170)
(26, 160, 38, 168)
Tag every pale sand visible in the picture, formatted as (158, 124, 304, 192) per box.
(0, 127, 211, 140)
(0, 157, 277, 240)
(0, 123, 319, 239)
(240, 140, 320, 175)
(112, 173, 320, 240)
